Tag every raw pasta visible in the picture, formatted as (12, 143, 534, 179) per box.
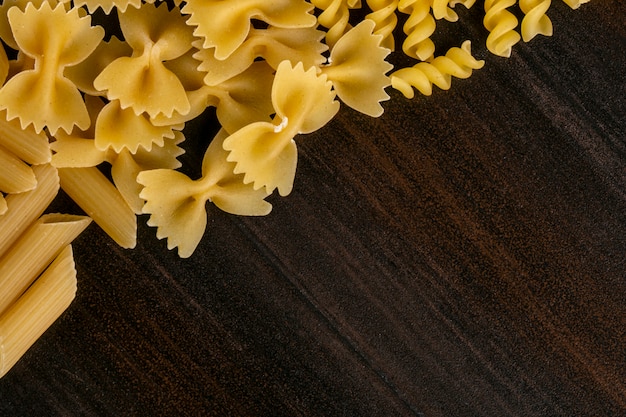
(397, 0, 437, 61)
(483, 0, 521, 57)
(0, 0, 596, 376)
(519, 0, 553, 42)
(0, 2, 104, 134)
(0, 245, 77, 378)
(0, 213, 90, 316)
(391, 41, 484, 98)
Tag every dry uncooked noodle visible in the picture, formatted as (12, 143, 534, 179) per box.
(0, 0, 593, 377)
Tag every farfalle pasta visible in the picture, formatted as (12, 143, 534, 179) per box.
(93, 2, 195, 118)
(0, 0, 596, 376)
(183, 0, 317, 59)
(0, 2, 104, 134)
(138, 129, 271, 258)
(223, 60, 340, 196)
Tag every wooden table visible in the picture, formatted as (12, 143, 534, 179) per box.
(1, 2, 625, 415)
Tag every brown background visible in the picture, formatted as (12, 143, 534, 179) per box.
(1, 1, 625, 416)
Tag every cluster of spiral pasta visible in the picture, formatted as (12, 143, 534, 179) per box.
(0, 0, 592, 258)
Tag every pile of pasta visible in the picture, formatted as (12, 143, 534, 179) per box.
(0, 0, 590, 376)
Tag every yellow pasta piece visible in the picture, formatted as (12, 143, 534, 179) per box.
(0, 115, 51, 165)
(195, 26, 327, 87)
(433, 0, 475, 21)
(0, 194, 6, 216)
(208, 62, 276, 134)
(182, 0, 317, 60)
(311, 0, 360, 47)
(0, 2, 104, 134)
(111, 132, 186, 214)
(58, 167, 136, 248)
(65, 36, 133, 97)
(483, 0, 521, 58)
(94, 99, 177, 153)
(0, 164, 59, 258)
(391, 40, 484, 98)
(365, 0, 399, 50)
(0, 43, 8, 86)
(0, 245, 77, 379)
(73, 0, 141, 14)
(93, 3, 195, 118)
(0, 145, 36, 194)
(397, 0, 436, 61)
(223, 61, 340, 195)
(138, 129, 271, 258)
(0, 0, 59, 50)
(561, 0, 590, 9)
(153, 61, 276, 134)
(520, 0, 553, 42)
(0, 214, 90, 316)
(321, 19, 393, 117)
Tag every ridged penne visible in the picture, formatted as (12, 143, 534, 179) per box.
(0, 245, 77, 378)
(58, 167, 136, 249)
(0, 115, 50, 165)
(0, 164, 59, 257)
(0, 214, 90, 316)
(0, 145, 36, 194)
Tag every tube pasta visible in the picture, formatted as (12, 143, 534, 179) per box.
(391, 40, 484, 98)
(0, 214, 90, 316)
(0, 145, 36, 194)
(0, 164, 60, 258)
(0, 245, 77, 378)
(0, 115, 51, 165)
(58, 167, 137, 249)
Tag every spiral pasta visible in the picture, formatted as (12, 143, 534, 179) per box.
(483, 0, 521, 57)
(519, 0, 552, 42)
(311, 0, 358, 47)
(366, 0, 399, 50)
(391, 40, 484, 98)
(397, 0, 436, 61)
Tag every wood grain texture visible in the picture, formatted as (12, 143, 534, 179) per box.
(1, 2, 625, 416)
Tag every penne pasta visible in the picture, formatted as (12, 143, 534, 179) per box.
(0, 115, 51, 165)
(0, 213, 90, 316)
(0, 144, 37, 194)
(0, 245, 77, 378)
(0, 164, 60, 258)
(58, 167, 137, 249)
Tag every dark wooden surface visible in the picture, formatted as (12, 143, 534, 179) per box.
(1, 2, 625, 416)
